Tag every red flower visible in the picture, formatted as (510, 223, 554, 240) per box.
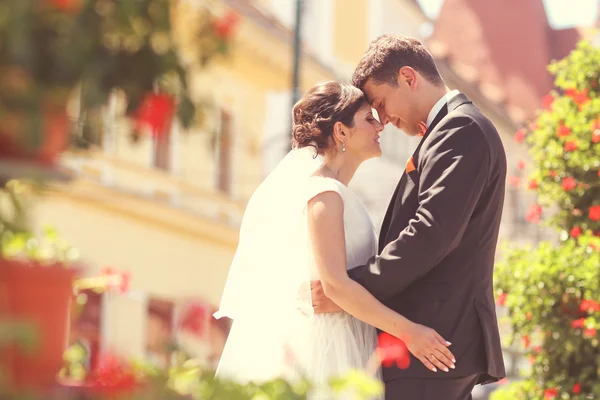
(90, 354, 139, 397)
(497, 378, 509, 385)
(135, 93, 175, 136)
(584, 328, 597, 338)
(118, 272, 130, 293)
(572, 318, 586, 329)
(521, 335, 530, 349)
(517, 160, 526, 170)
(542, 94, 555, 110)
(557, 123, 571, 137)
(549, 170, 558, 178)
(178, 303, 208, 337)
(570, 226, 583, 238)
(526, 203, 543, 223)
(533, 346, 542, 354)
(565, 88, 578, 97)
(101, 268, 130, 293)
(526, 312, 532, 320)
(212, 11, 240, 39)
(528, 179, 539, 190)
(514, 129, 526, 143)
(509, 176, 520, 188)
(46, 0, 82, 13)
(562, 177, 577, 191)
(592, 119, 600, 144)
(544, 388, 558, 399)
(589, 205, 600, 222)
(497, 292, 507, 306)
(376, 332, 411, 369)
(564, 140, 578, 152)
(580, 299, 600, 313)
(572, 88, 590, 108)
(572, 382, 582, 394)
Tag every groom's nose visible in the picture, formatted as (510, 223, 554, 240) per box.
(378, 110, 390, 125)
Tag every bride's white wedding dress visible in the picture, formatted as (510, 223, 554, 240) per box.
(214, 148, 382, 399)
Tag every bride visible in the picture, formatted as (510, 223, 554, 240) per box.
(213, 81, 455, 397)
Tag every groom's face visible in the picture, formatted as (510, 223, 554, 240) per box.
(362, 77, 421, 137)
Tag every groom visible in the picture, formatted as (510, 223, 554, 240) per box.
(312, 35, 506, 399)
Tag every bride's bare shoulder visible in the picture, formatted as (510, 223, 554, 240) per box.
(307, 175, 345, 202)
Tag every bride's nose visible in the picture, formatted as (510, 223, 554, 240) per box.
(375, 120, 384, 132)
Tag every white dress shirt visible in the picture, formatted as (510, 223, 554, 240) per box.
(426, 89, 460, 127)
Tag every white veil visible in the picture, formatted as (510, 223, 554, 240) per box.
(213, 145, 323, 382)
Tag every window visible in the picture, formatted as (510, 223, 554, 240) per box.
(73, 108, 104, 150)
(217, 109, 232, 194)
(153, 132, 171, 171)
(145, 297, 174, 368)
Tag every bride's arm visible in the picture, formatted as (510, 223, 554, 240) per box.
(308, 191, 455, 373)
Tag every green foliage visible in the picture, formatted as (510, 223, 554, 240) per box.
(494, 234, 600, 398)
(3, 339, 383, 400)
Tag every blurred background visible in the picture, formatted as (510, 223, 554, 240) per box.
(0, 0, 598, 398)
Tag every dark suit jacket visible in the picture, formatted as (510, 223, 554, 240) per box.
(348, 93, 507, 384)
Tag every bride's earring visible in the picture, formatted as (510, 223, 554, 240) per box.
(342, 143, 346, 152)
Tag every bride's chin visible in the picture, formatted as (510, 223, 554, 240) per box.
(375, 143, 383, 155)
(370, 147, 383, 159)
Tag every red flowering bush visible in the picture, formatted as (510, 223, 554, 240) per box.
(493, 235, 600, 399)
(492, 40, 600, 400)
(512, 41, 600, 235)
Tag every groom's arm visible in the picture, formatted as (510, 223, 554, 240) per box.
(347, 117, 491, 301)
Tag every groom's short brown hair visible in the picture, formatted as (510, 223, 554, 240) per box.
(352, 35, 444, 90)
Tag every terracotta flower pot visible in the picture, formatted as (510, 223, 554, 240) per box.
(0, 259, 79, 391)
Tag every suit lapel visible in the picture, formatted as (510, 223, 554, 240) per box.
(378, 93, 474, 251)
(378, 182, 401, 251)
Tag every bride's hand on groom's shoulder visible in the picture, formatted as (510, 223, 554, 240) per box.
(402, 323, 456, 373)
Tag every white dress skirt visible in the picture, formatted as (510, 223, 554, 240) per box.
(215, 177, 382, 399)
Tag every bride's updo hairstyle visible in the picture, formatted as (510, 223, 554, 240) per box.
(292, 81, 368, 155)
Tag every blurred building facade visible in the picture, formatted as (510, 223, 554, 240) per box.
(35, 0, 337, 367)
(32, 0, 591, 370)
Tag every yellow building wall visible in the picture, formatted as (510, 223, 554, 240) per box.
(31, 180, 238, 361)
(107, 0, 337, 201)
(333, 0, 369, 67)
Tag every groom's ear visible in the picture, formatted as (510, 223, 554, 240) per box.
(398, 66, 417, 89)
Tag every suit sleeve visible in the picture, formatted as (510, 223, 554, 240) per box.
(348, 117, 491, 300)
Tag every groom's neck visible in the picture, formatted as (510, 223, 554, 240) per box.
(420, 84, 451, 121)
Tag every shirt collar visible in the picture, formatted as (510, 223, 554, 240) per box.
(426, 89, 460, 127)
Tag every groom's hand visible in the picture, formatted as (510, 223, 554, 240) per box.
(310, 280, 343, 313)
